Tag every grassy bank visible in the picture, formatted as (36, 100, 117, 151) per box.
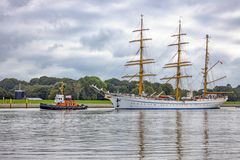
(0, 99, 111, 104)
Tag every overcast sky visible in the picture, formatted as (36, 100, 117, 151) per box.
(0, 0, 239, 89)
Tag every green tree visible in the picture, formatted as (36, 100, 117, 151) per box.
(0, 87, 11, 98)
(105, 78, 121, 93)
(0, 78, 19, 90)
(25, 85, 50, 99)
(29, 78, 39, 85)
(38, 76, 60, 85)
(79, 76, 106, 100)
(161, 83, 174, 95)
(48, 87, 59, 99)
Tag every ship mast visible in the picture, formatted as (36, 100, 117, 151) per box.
(175, 20, 182, 101)
(202, 34, 227, 96)
(122, 15, 156, 96)
(203, 34, 209, 97)
(161, 20, 192, 101)
(139, 15, 144, 96)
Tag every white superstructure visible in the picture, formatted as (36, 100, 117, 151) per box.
(54, 94, 64, 103)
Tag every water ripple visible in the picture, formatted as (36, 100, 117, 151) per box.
(0, 108, 240, 159)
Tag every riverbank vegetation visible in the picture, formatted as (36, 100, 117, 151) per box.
(0, 76, 239, 101)
(0, 99, 111, 104)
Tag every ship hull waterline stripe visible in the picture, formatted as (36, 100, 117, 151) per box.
(115, 107, 219, 110)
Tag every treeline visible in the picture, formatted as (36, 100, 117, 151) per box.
(0, 76, 239, 101)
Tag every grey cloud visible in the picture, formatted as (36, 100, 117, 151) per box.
(17, 2, 103, 24)
(15, 51, 125, 80)
(233, 40, 240, 45)
(80, 29, 114, 50)
(195, 14, 240, 30)
(17, 53, 55, 70)
(0, 13, 10, 22)
(0, 32, 35, 62)
(226, 17, 240, 30)
(80, 28, 132, 57)
(223, 58, 240, 87)
(205, 0, 240, 13)
(192, 0, 240, 30)
(8, 0, 31, 8)
(0, 0, 239, 87)
(8, 4, 105, 40)
(47, 43, 63, 52)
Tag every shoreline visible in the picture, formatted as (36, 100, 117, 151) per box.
(0, 103, 113, 109)
(0, 103, 239, 109)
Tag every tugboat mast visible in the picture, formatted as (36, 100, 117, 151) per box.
(59, 81, 64, 95)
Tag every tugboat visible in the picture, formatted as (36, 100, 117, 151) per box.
(40, 82, 87, 110)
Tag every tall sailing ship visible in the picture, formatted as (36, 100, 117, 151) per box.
(91, 15, 228, 109)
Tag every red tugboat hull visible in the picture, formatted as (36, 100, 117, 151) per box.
(40, 103, 88, 110)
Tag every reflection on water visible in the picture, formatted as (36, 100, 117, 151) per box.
(175, 111, 209, 160)
(176, 111, 183, 160)
(138, 111, 145, 160)
(0, 108, 240, 160)
(203, 111, 209, 160)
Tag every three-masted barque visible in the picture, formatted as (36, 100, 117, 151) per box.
(92, 15, 227, 109)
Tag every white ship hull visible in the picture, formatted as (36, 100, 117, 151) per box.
(109, 95, 227, 110)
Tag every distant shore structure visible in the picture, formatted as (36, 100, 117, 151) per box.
(14, 83, 25, 99)
(14, 90, 25, 99)
(27, 98, 43, 100)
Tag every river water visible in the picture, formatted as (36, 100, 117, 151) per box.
(0, 108, 240, 160)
